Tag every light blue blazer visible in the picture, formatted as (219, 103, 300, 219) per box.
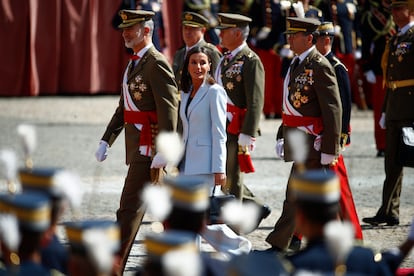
(180, 82, 227, 175)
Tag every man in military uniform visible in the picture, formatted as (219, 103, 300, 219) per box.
(214, 12, 270, 229)
(360, 0, 395, 157)
(94, 9, 179, 275)
(172, 11, 221, 91)
(265, 17, 342, 252)
(286, 169, 394, 275)
(248, 0, 286, 119)
(363, 0, 414, 227)
(314, 21, 363, 241)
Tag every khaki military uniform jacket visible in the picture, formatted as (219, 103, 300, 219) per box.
(280, 48, 342, 161)
(219, 45, 264, 137)
(383, 26, 414, 121)
(101, 46, 179, 164)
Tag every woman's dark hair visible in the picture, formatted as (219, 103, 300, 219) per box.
(180, 46, 216, 93)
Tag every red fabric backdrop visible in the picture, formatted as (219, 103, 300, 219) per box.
(0, 0, 183, 96)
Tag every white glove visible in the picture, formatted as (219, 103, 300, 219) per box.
(238, 133, 256, 152)
(408, 216, 414, 241)
(95, 140, 109, 162)
(314, 135, 322, 151)
(364, 70, 376, 84)
(379, 112, 386, 129)
(150, 152, 167, 169)
(321, 153, 336, 165)
(275, 138, 284, 159)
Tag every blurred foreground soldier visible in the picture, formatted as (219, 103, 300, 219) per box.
(94, 9, 179, 274)
(314, 21, 363, 241)
(0, 191, 52, 275)
(287, 169, 393, 275)
(226, 249, 292, 276)
(363, 0, 414, 227)
(64, 220, 120, 276)
(161, 175, 251, 257)
(214, 12, 271, 229)
(138, 230, 203, 276)
(265, 17, 342, 252)
(172, 12, 221, 91)
(19, 167, 83, 275)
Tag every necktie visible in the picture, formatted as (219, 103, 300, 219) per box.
(290, 58, 300, 73)
(128, 55, 140, 75)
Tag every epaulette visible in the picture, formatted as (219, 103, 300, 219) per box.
(246, 51, 255, 59)
(313, 53, 323, 63)
(332, 56, 348, 72)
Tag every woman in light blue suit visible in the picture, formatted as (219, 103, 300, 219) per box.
(179, 46, 227, 190)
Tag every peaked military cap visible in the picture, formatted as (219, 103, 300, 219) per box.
(285, 17, 321, 34)
(316, 21, 335, 36)
(19, 167, 64, 198)
(182, 11, 209, 28)
(216, 13, 252, 29)
(0, 191, 51, 232)
(163, 175, 209, 211)
(391, 0, 408, 7)
(118, 9, 155, 28)
(64, 219, 120, 255)
(291, 169, 340, 204)
(144, 230, 197, 257)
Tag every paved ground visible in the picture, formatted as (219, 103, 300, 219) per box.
(1, 96, 414, 274)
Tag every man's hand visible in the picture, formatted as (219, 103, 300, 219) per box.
(95, 140, 109, 162)
(379, 112, 386, 129)
(150, 152, 167, 169)
(364, 70, 376, 84)
(275, 139, 284, 159)
(238, 133, 256, 152)
(321, 153, 336, 165)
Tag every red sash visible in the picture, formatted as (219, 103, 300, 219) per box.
(227, 104, 246, 135)
(124, 110, 158, 148)
(282, 113, 323, 134)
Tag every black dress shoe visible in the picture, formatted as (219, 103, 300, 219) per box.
(288, 235, 302, 252)
(376, 150, 385, 157)
(362, 215, 399, 226)
(261, 205, 272, 219)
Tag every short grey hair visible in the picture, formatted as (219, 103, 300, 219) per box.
(143, 19, 154, 37)
(238, 25, 250, 40)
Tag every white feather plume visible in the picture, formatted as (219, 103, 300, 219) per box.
(17, 124, 37, 158)
(293, 1, 305, 18)
(156, 131, 184, 167)
(142, 184, 172, 221)
(221, 201, 260, 234)
(0, 214, 20, 252)
(324, 220, 354, 265)
(82, 229, 115, 274)
(53, 170, 84, 210)
(281, 0, 293, 10)
(287, 129, 308, 166)
(162, 249, 202, 276)
(0, 149, 18, 182)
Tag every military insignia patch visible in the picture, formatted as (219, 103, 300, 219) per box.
(226, 82, 234, 90)
(134, 92, 142, 101)
(129, 74, 147, 100)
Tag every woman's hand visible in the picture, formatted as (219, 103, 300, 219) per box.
(214, 173, 226, 186)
